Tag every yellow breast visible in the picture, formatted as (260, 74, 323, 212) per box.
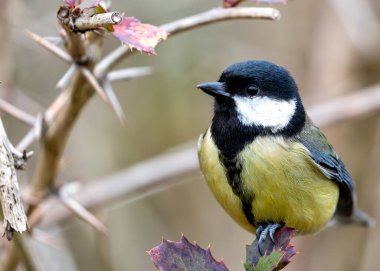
(198, 129, 339, 234)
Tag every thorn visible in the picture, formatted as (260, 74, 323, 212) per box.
(58, 183, 108, 236)
(26, 30, 72, 64)
(33, 113, 46, 141)
(0, 99, 36, 126)
(56, 64, 77, 90)
(107, 67, 153, 82)
(43, 36, 63, 45)
(79, 66, 111, 104)
(103, 80, 126, 125)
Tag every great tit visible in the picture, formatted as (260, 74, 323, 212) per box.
(197, 60, 372, 242)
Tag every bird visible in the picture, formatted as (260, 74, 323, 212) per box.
(197, 60, 373, 245)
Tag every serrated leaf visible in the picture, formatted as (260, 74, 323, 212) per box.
(112, 16, 168, 55)
(245, 227, 296, 271)
(223, 0, 287, 8)
(148, 235, 229, 271)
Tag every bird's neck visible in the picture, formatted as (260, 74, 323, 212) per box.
(211, 97, 306, 160)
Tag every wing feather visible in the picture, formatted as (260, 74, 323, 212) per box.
(295, 118, 355, 217)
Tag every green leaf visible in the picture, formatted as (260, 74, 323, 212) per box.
(244, 251, 283, 271)
(244, 227, 296, 271)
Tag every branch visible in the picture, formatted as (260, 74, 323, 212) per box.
(36, 84, 380, 226)
(30, 70, 94, 197)
(308, 83, 380, 126)
(94, 7, 280, 78)
(38, 147, 199, 226)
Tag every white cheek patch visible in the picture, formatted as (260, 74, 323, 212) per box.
(233, 96, 297, 132)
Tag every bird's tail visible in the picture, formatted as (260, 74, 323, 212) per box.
(328, 208, 375, 228)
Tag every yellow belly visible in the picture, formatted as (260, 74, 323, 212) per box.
(198, 130, 339, 234)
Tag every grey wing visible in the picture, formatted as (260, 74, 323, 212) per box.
(295, 118, 355, 218)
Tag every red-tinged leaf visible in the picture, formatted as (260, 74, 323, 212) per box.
(148, 235, 229, 271)
(223, 0, 287, 8)
(244, 226, 296, 271)
(112, 16, 168, 55)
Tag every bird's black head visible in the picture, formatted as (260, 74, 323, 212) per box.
(197, 60, 306, 136)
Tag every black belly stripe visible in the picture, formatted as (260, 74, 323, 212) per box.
(209, 96, 306, 228)
(219, 155, 255, 226)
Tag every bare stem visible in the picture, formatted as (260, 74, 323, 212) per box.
(74, 12, 122, 31)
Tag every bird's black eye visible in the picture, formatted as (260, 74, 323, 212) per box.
(246, 84, 259, 96)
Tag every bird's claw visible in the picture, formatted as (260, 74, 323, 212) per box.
(256, 224, 264, 240)
(268, 224, 281, 243)
(256, 223, 282, 255)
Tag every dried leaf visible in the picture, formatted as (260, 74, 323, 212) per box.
(148, 235, 229, 271)
(223, 0, 287, 8)
(113, 16, 168, 55)
(244, 227, 296, 271)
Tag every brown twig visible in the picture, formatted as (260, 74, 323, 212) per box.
(74, 12, 122, 31)
(94, 7, 281, 78)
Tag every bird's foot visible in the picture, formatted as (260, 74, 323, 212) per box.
(256, 223, 282, 255)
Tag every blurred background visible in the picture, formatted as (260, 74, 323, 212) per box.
(0, 0, 380, 270)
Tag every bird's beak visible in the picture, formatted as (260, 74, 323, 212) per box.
(197, 82, 230, 98)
